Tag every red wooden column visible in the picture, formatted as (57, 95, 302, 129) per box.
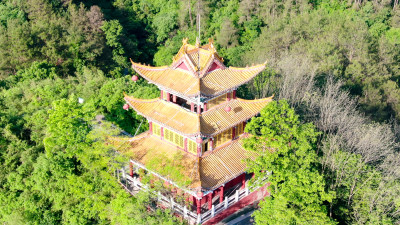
(226, 92, 231, 101)
(191, 103, 195, 112)
(209, 138, 213, 151)
(196, 198, 201, 214)
(197, 144, 202, 157)
(160, 127, 164, 139)
(149, 121, 153, 134)
(232, 127, 236, 140)
(219, 186, 224, 203)
(196, 192, 204, 214)
(184, 138, 188, 152)
(204, 103, 208, 111)
(241, 173, 246, 189)
(172, 94, 177, 103)
(208, 193, 213, 210)
(243, 121, 247, 131)
(160, 90, 163, 99)
(166, 92, 170, 102)
(232, 90, 237, 99)
(197, 104, 201, 114)
(129, 162, 134, 177)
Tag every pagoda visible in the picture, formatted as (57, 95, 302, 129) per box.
(116, 38, 272, 224)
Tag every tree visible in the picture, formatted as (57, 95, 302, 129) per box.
(216, 18, 238, 48)
(244, 100, 335, 225)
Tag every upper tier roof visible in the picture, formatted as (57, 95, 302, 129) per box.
(130, 38, 266, 98)
(124, 94, 273, 137)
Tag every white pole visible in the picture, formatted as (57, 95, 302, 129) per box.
(197, 213, 201, 224)
(211, 204, 215, 217)
(224, 196, 228, 209)
(235, 190, 239, 202)
(184, 206, 187, 218)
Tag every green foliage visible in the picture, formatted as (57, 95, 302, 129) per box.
(1, 0, 400, 223)
(151, 0, 180, 43)
(153, 30, 197, 66)
(244, 100, 335, 225)
(102, 20, 126, 68)
(96, 75, 159, 133)
(146, 150, 193, 187)
(321, 141, 400, 224)
(0, 95, 178, 224)
(385, 27, 400, 44)
(15, 61, 58, 81)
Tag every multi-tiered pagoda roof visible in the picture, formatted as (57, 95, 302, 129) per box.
(113, 38, 272, 194)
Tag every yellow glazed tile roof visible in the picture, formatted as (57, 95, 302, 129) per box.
(111, 132, 255, 190)
(124, 96, 200, 135)
(132, 65, 201, 96)
(186, 48, 213, 71)
(200, 135, 256, 189)
(124, 95, 273, 137)
(130, 39, 266, 98)
(110, 132, 201, 188)
(200, 97, 273, 135)
(200, 65, 266, 97)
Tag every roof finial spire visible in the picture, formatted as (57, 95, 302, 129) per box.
(196, 0, 201, 73)
(196, 0, 201, 46)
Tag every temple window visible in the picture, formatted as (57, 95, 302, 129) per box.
(164, 128, 184, 148)
(153, 123, 161, 136)
(214, 128, 232, 148)
(235, 122, 244, 137)
(187, 139, 197, 154)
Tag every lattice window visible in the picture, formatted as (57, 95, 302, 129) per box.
(164, 128, 173, 142)
(235, 122, 244, 137)
(214, 128, 232, 147)
(188, 140, 197, 154)
(174, 132, 184, 148)
(163, 128, 184, 149)
(153, 123, 161, 136)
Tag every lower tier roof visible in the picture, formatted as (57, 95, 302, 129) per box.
(109, 132, 255, 191)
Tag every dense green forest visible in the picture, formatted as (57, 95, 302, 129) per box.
(0, 0, 399, 224)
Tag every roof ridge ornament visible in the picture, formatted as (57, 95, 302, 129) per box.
(182, 37, 188, 45)
(208, 38, 216, 53)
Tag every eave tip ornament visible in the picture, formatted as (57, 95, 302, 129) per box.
(132, 75, 138, 82)
(224, 106, 231, 112)
(123, 104, 129, 110)
(197, 191, 204, 198)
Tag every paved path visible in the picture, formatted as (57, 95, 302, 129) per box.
(217, 205, 256, 225)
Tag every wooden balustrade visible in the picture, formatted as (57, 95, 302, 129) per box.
(118, 168, 250, 224)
